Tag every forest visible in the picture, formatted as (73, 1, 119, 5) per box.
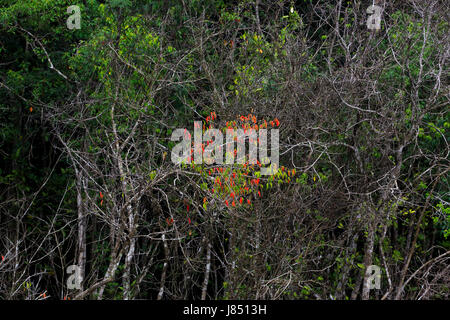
(0, 0, 448, 300)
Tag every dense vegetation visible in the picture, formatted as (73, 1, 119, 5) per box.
(0, 0, 448, 300)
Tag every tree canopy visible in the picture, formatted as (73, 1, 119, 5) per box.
(0, 0, 448, 300)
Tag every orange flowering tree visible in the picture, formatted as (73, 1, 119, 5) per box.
(166, 111, 297, 235)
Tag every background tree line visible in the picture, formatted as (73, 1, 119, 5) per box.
(0, 0, 448, 300)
